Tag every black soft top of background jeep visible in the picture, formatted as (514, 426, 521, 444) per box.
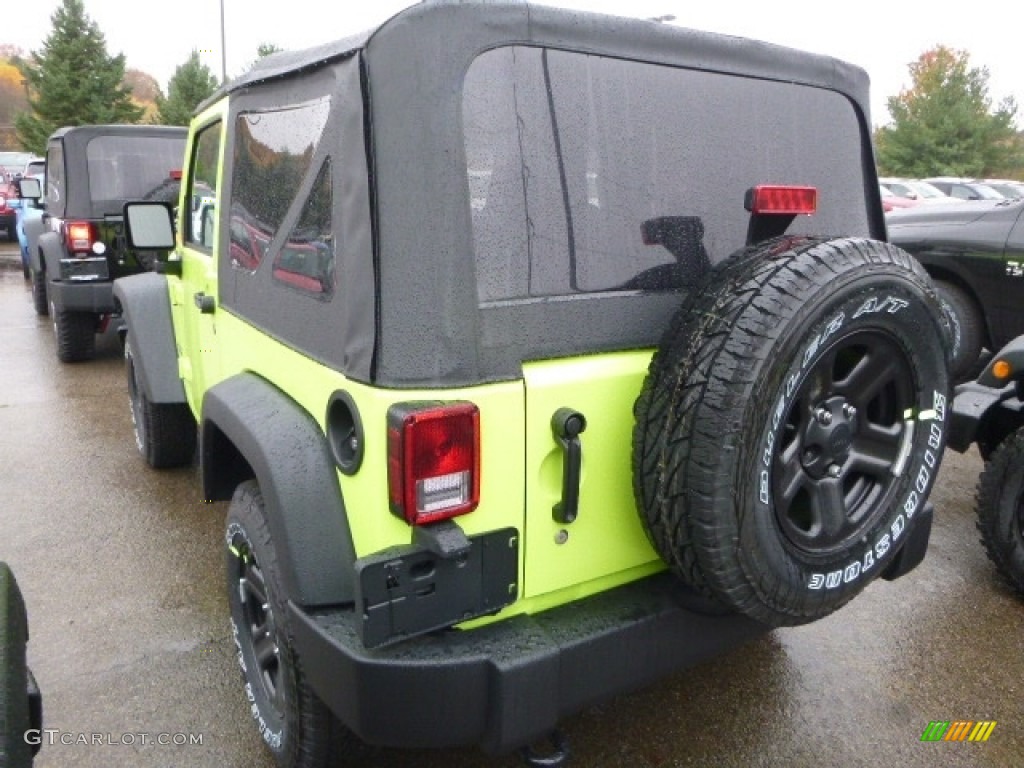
(46, 125, 187, 219)
(208, 2, 882, 387)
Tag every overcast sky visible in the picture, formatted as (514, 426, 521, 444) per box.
(8, 1, 1023, 128)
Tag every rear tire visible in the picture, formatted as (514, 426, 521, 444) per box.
(226, 481, 350, 768)
(976, 428, 1024, 595)
(934, 280, 984, 383)
(52, 305, 95, 363)
(633, 236, 950, 627)
(125, 335, 196, 468)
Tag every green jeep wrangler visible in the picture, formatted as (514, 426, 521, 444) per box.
(115, 3, 951, 766)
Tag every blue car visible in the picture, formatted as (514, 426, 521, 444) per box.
(15, 199, 43, 281)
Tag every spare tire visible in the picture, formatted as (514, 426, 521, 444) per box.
(633, 236, 950, 627)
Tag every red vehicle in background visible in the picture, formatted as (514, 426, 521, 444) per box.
(880, 184, 919, 213)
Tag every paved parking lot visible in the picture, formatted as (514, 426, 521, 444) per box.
(1, 244, 1022, 768)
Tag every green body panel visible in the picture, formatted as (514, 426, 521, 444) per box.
(522, 352, 662, 598)
(172, 100, 227, 417)
(214, 309, 527, 561)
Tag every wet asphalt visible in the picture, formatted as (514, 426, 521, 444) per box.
(0, 243, 1021, 768)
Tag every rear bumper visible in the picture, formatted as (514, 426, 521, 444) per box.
(948, 381, 1012, 452)
(47, 279, 115, 314)
(290, 572, 766, 754)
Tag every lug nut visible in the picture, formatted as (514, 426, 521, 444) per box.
(815, 408, 833, 426)
(827, 464, 842, 478)
(843, 404, 857, 419)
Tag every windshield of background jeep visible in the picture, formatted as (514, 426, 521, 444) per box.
(86, 136, 184, 202)
(464, 46, 872, 303)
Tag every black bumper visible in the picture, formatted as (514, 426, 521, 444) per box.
(47, 279, 115, 314)
(290, 572, 766, 755)
(948, 381, 1014, 452)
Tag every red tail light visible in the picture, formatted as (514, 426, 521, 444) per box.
(745, 185, 817, 215)
(65, 221, 96, 253)
(387, 402, 480, 525)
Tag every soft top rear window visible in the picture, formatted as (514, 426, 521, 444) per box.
(86, 135, 186, 203)
(464, 46, 871, 304)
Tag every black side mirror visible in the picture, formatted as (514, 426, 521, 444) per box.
(16, 177, 42, 201)
(123, 201, 176, 250)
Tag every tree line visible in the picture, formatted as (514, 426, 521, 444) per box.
(6, 0, 280, 155)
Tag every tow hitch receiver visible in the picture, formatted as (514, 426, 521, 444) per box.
(519, 729, 570, 767)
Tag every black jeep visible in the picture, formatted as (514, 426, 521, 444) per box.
(888, 197, 1024, 382)
(22, 124, 186, 362)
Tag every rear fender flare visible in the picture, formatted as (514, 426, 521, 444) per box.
(202, 373, 357, 607)
(36, 231, 62, 277)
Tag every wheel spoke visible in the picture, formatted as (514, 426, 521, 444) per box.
(241, 563, 267, 608)
(775, 440, 809, 507)
(849, 422, 904, 478)
(806, 346, 839, 403)
(809, 477, 849, 541)
(837, 350, 898, 404)
(253, 630, 278, 670)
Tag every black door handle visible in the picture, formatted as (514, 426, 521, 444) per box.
(551, 408, 586, 524)
(193, 292, 215, 313)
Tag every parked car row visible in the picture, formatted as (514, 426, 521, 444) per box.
(16, 125, 186, 362)
(880, 176, 1024, 209)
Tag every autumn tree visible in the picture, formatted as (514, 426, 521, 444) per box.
(0, 60, 28, 149)
(875, 46, 1024, 178)
(14, 0, 142, 154)
(155, 51, 218, 126)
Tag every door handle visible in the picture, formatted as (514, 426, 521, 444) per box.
(551, 408, 587, 524)
(193, 292, 216, 314)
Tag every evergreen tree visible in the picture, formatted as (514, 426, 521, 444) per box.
(14, 0, 142, 154)
(156, 51, 218, 126)
(875, 46, 1024, 178)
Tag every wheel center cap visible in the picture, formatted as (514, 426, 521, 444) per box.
(828, 424, 853, 457)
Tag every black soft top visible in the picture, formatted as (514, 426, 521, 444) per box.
(47, 124, 187, 219)
(213, 2, 870, 111)
(212, 2, 879, 387)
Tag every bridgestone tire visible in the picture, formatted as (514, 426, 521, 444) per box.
(934, 280, 984, 383)
(52, 307, 95, 363)
(125, 336, 196, 468)
(30, 269, 47, 316)
(975, 428, 1024, 595)
(633, 236, 951, 627)
(0, 563, 32, 768)
(226, 481, 351, 768)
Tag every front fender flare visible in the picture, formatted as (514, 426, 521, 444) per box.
(113, 273, 186, 404)
(202, 374, 357, 607)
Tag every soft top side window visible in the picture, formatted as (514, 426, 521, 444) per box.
(45, 143, 64, 206)
(228, 98, 330, 271)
